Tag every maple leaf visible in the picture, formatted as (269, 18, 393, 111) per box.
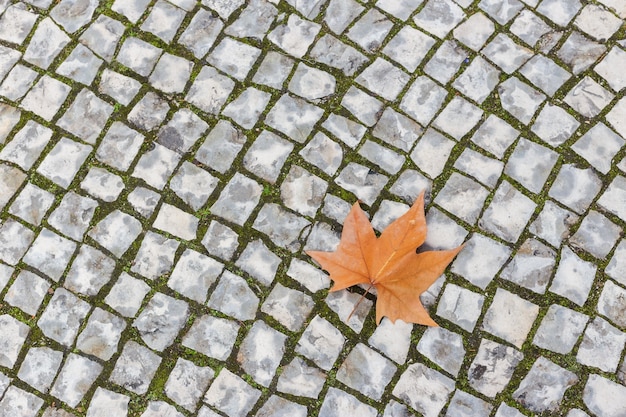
(307, 192, 463, 326)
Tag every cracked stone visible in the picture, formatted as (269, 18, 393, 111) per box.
(309, 34, 367, 76)
(564, 76, 614, 118)
(558, 31, 606, 74)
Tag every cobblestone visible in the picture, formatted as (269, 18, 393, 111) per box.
(1, 1, 625, 416)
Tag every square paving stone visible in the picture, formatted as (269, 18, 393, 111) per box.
(0, 219, 34, 265)
(299, 132, 343, 176)
(96, 122, 144, 172)
(23, 17, 70, 69)
(470, 115, 519, 158)
(373, 108, 421, 152)
(36, 137, 92, 189)
(383, 26, 435, 72)
(356, 58, 410, 102)
(424, 40, 467, 84)
(178, 8, 223, 58)
(4, 270, 50, 316)
(0, 314, 30, 368)
(346, 8, 393, 52)
(37, 288, 90, 346)
(421, 208, 467, 249)
(252, 50, 294, 88)
(56, 44, 103, 85)
(393, 363, 455, 417)
(0, 4, 38, 44)
(141, 401, 184, 417)
(322, 113, 366, 148)
(519, 54, 570, 96)
(296, 315, 345, 371)
(454, 148, 503, 188)
(111, 0, 151, 22)
(18, 347, 63, 393)
(253, 203, 311, 251)
(572, 123, 624, 174)
(549, 246, 597, 306)
(126, 186, 160, 218)
(390, 170, 431, 204)
(57, 88, 112, 144)
(607, 96, 626, 138)
(337, 343, 396, 400)
(149, 53, 193, 94)
(76, 307, 126, 361)
(201, 220, 239, 261)
(453, 56, 500, 104)
(319, 388, 377, 417)
(225, 0, 277, 40)
(208, 271, 259, 321)
(500, 238, 556, 294)
(479, 0, 524, 24)
(598, 175, 626, 223)
(104, 272, 150, 318)
(9, 182, 54, 225)
(413, 0, 465, 38)
(411, 128, 456, 179)
(141, 0, 185, 42)
(583, 374, 626, 417)
(165, 358, 214, 412)
(48, 192, 97, 241)
(341, 86, 384, 127)
(400, 76, 448, 126)
(468, 338, 524, 397)
(371, 200, 410, 233)
(203, 0, 244, 19)
(531, 103, 580, 147)
(266, 94, 324, 143)
(575, 4, 622, 41)
(564, 76, 614, 118)
(236, 239, 281, 287)
(325, 290, 373, 334)
(205, 368, 261, 416)
(482, 288, 539, 348)
(504, 138, 559, 193)
(595, 46, 626, 91)
(186, 65, 236, 115)
(21, 75, 71, 121)
(134, 292, 189, 351)
(483, 34, 534, 74)
(78, 15, 125, 62)
(445, 390, 493, 417)
(128, 91, 171, 131)
(359, 141, 404, 175)
(0, 103, 21, 144)
(367, 318, 413, 364)
(510, 10, 553, 47)
(222, 87, 271, 129)
(86, 388, 129, 417)
(536, 0, 582, 26)
(195, 120, 246, 174)
(261, 283, 314, 331)
(132, 143, 182, 190)
(238, 321, 287, 387)
(606, 239, 626, 287)
(49, 0, 98, 33)
(434, 172, 489, 224)
(498, 77, 545, 124)
(596, 280, 626, 328)
(287, 258, 331, 294)
(0, 64, 38, 100)
(116, 37, 162, 77)
(570, 210, 621, 259)
(0, 386, 43, 417)
(479, 180, 537, 243)
(0, 120, 53, 171)
(417, 326, 466, 376)
(258, 394, 308, 417)
(0, 263, 12, 293)
(211, 173, 262, 226)
(208, 37, 261, 82)
(433, 96, 483, 140)
(131, 231, 179, 280)
(533, 304, 589, 354)
(335, 162, 389, 206)
(309, 34, 367, 77)
(168, 248, 223, 303)
(88, 210, 143, 258)
(577, 316, 626, 372)
(451, 233, 511, 289)
(549, 164, 602, 214)
(268, 13, 320, 58)
(453, 12, 494, 51)
(23, 228, 76, 282)
(324, 0, 363, 34)
(182, 314, 240, 361)
(80, 167, 124, 202)
(110, 341, 162, 395)
(558, 31, 606, 74)
(436, 283, 485, 332)
(513, 356, 578, 413)
(289, 63, 335, 102)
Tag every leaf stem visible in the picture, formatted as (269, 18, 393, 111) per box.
(347, 283, 374, 322)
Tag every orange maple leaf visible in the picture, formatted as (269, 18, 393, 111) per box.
(307, 192, 463, 326)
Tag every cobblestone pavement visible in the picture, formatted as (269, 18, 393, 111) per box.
(1, 0, 626, 416)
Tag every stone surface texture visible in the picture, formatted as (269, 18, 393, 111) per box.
(0, 1, 624, 416)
